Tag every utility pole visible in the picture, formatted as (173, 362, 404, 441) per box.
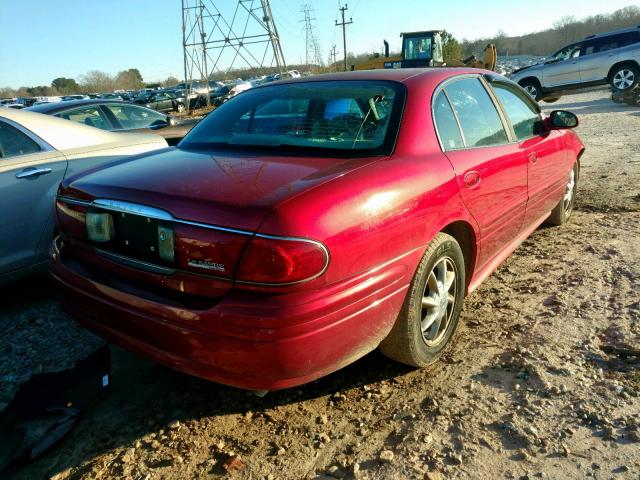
(335, 4, 352, 71)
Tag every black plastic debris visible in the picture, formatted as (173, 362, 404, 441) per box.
(0, 345, 110, 473)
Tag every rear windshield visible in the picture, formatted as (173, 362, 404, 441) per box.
(179, 80, 405, 156)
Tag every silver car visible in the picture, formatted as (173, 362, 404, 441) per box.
(0, 108, 168, 283)
(510, 26, 640, 100)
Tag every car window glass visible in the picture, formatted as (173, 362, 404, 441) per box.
(433, 90, 464, 150)
(0, 121, 41, 159)
(583, 42, 596, 55)
(324, 98, 364, 120)
(105, 104, 166, 129)
(56, 106, 110, 130)
(554, 44, 582, 61)
(444, 78, 509, 148)
(404, 36, 432, 60)
(492, 84, 540, 141)
(597, 40, 618, 52)
(183, 81, 401, 154)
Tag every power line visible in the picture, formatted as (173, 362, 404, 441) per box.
(335, 4, 353, 71)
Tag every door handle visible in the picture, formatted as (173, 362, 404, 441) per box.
(463, 171, 481, 188)
(15, 167, 53, 179)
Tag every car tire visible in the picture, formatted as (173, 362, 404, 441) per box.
(519, 79, 542, 101)
(610, 64, 639, 92)
(546, 162, 578, 226)
(176, 103, 186, 113)
(379, 233, 466, 367)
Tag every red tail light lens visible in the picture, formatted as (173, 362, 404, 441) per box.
(173, 224, 249, 279)
(236, 236, 329, 285)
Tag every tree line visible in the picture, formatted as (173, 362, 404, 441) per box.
(460, 6, 640, 58)
(0, 68, 146, 99)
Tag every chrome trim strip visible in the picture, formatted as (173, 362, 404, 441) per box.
(93, 199, 174, 221)
(56, 196, 331, 286)
(95, 248, 177, 275)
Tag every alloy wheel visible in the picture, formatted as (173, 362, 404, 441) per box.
(524, 85, 538, 98)
(420, 257, 458, 346)
(613, 69, 635, 90)
(563, 168, 576, 215)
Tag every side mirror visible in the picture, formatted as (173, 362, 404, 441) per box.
(149, 119, 169, 130)
(547, 110, 578, 129)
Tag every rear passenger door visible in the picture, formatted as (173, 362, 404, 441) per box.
(580, 37, 620, 83)
(488, 80, 568, 228)
(433, 76, 528, 270)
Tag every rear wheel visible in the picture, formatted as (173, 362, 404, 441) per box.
(547, 162, 578, 226)
(379, 233, 465, 367)
(176, 103, 186, 113)
(519, 79, 542, 101)
(610, 64, 639, 92)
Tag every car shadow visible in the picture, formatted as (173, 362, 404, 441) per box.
(12, 339, 418, 478)
(541, 97, 633, 115)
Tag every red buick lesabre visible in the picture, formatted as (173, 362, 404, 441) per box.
(50, 69, 584, 391)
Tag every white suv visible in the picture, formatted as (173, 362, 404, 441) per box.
(510, 26, 640, 100)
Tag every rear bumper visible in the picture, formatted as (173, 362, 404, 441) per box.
(50, 238, 417, 390)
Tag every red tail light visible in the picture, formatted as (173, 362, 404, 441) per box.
(236, 236, 329, 285)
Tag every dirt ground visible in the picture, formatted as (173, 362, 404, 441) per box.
(2, 87, 639, 480)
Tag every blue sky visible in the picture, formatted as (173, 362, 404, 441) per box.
(0, 0, 636, 88)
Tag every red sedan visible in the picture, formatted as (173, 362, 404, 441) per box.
(50, 69, 584, 391)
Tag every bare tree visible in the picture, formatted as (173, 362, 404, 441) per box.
(78, 70, 114, 93)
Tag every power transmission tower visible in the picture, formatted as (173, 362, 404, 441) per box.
(300, 4, 321, 70)
(329, 44, 338, 71)
(181, 0, 287, 109)
(335, 4, 353, 71)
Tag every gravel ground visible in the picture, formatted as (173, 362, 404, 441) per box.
(2, 87, 639, 480)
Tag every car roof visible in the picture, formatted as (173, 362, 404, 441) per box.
(0, 107, 126, 151)
(27, 98, 127, 114)
(255, 67, 484, 93)
(265, 67, 484, 88)
(584, 25, 640, 40)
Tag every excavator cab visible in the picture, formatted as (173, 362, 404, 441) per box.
(384, 31, 444, 69)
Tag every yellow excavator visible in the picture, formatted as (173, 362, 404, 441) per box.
(353, 30, 497, 71)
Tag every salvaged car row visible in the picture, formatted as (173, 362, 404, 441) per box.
(0, 67, 584, 391)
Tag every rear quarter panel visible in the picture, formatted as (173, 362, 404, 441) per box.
(62, 139, 169, 179)
(257, 74, 480, 292)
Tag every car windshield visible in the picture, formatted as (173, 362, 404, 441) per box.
(180, 80, 404, 156)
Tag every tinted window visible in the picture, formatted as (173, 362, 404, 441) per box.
(181, 81, 404, 155)
(105, 104, 166, 129)
(56, 106, 111, 130)
(444, 78, 508, 148)
(492, 84, 540, 141)
(0, 121, 41, 159)
(617, 31, 640, 47)
(433, 90, 464, 150)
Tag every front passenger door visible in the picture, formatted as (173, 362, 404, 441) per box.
(542, 43, 583, 87)
(489, 81, 567, 228)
